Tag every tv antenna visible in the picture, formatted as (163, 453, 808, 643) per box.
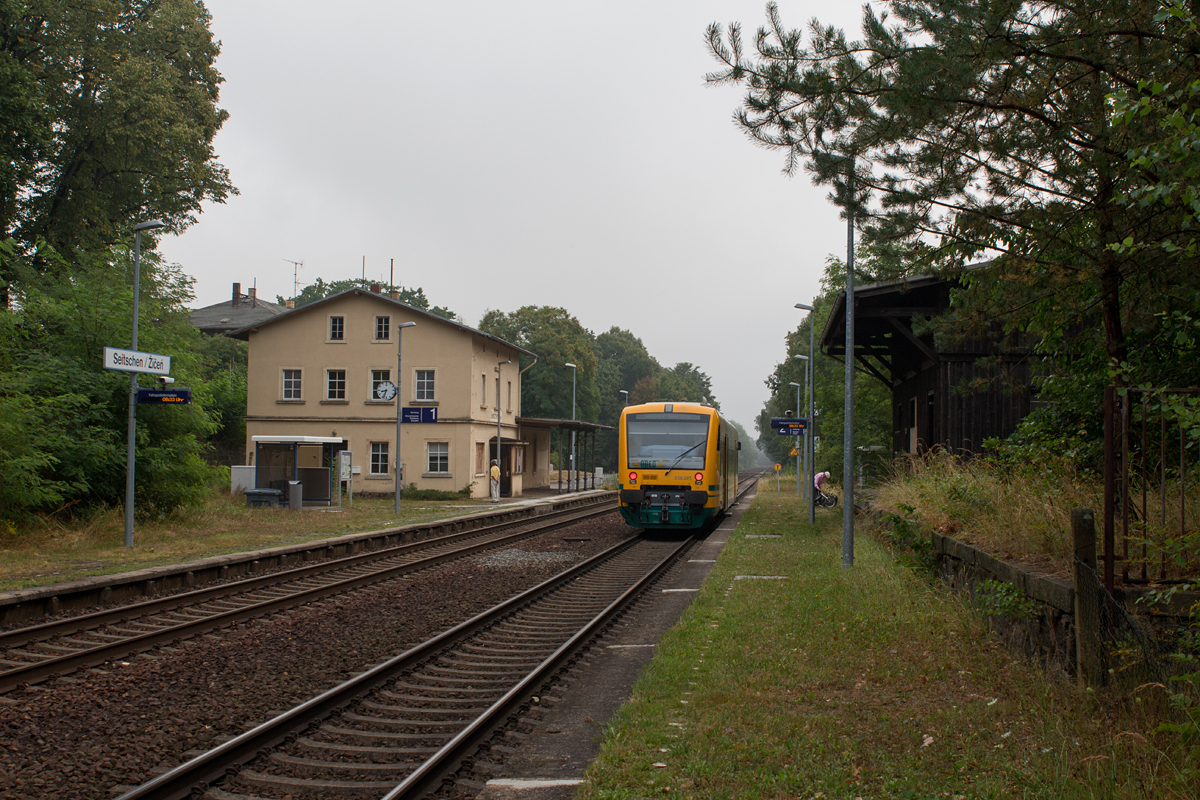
(282, 259, 303, 299)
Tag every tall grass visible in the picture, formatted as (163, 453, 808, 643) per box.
(873, 451, 1102, 574)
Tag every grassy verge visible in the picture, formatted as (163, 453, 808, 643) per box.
(0, 489, 505, 593)
(577, 490, 1192, 799)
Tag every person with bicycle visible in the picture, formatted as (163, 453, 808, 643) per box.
(813, 471, 837, 507)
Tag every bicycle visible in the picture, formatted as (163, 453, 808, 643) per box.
(814, 489, 838, 508)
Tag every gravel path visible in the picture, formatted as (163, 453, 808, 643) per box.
(0, 516, 630, 800)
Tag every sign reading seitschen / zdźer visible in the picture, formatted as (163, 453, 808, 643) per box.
(103, 346, 171, 375)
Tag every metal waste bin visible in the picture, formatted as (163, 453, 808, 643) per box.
(245, 488, 282, 508)
(288, 481, 303, 510)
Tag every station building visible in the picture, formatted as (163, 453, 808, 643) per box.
(229, 286, 553, 503)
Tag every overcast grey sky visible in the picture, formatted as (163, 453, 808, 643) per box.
(161, 1, 868, 431)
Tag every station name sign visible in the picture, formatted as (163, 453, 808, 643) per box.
(103, 346, 171, 375)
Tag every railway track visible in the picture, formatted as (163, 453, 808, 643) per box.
(116, 470, 763, 800)
(0, 500, 616, 694)
(117, 534, 691, 800)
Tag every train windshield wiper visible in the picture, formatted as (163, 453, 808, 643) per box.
(664, 441, 705, 474)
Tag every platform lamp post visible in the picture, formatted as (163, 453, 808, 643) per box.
(565, 362, 577, 491)
(496, 359, 511, 497)
(789, 378, 803, 497)
(394, 321, 416, 514)
(795, 303, 816, 524)
(619, 389, 628, 407)
(124, 219, 165, 547)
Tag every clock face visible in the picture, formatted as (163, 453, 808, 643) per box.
(375, 380, 397, 401)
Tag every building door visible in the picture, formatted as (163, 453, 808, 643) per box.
(490, 440, 511, 498)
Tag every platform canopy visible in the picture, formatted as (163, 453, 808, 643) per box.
(251, 435, 345, 444)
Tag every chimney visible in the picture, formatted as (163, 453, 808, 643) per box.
(286, 299, 295, 309)
(389, 289, 400, 300)
(248, 286, 257, 307)
(232, 282, 241, 307)
(369, 283, 382, 294)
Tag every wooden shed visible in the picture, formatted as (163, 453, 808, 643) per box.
(819, 273, 1034, 455)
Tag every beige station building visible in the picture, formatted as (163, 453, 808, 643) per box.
(228, 286, 560, 503)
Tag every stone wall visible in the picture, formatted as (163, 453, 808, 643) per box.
(931, 531, 1078, 678)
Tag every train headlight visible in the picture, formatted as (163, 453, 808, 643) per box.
(629, 471, 638, 484)
(694, 472, 703, 484)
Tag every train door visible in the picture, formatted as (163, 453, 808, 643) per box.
(720, 422, 729, 510)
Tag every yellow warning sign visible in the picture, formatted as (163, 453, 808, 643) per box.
(789, 447, 799, 457)
(773, 463, 782, 471)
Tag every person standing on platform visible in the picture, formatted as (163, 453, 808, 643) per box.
(490, 459, 501, 502)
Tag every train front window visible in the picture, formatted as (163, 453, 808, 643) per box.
(626, 413, 709, 470)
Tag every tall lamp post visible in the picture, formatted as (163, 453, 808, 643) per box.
(790, 375, 804, 497)
(795, 303, 815, 524)
(619, 389, 628, 407)
(496, 359, 511, 497)
(565, 362, 577, 491)
(394, 321, 416, 514)
(124, 219, 165, 547)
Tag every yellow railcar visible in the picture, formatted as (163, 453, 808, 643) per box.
(617, 402, 739, 530)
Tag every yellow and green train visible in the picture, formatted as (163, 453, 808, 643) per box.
(617, 402, 740, 530)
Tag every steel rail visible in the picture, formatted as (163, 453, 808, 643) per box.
(381, 537, 691, 800)
(115, 534, 652, 800)
(0, 502, 615, 694)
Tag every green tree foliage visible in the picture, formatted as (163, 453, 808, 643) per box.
(478, 306, 599, 422)
(0, 0, 234, 302)
(707, 0, 1200, 376)
(592, 327, 661, 469)
(278, 277, 457, 320)
(194, 332, 248, 465)
(0, 239, 220, 521)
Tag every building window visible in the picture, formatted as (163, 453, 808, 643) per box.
(427, 442, 449, 473)
(415, 369, 435, 401)
(475, 442, 486, 476)
(371, 369, 391, 400)
(329, 315, 344, 341)
(283, 369, 302, 400)
(370, 442, 389, 475)
(513, 446, 524, 475)
(506, 380, 512, 411)
(480, 373, 487, 407)
(327, 370, 346, 400)
(375, 315, 389, 341)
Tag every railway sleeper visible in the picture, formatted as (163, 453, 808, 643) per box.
(376, 690, 493, 706)
(338, 712, 462, 731)
(236, 768, 400, 795)
(294, 737, 439, 758)
(268, 752, 421, 776)
(321, 725, 452, 745)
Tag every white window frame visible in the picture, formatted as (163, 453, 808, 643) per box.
(369, 369, 392, 402)
(281, 368, 303, 401)
(374, 315, 390, 342)
(369, 441, 390, 475)
(328, 315, 345, 342)
(414, 369, 436, 402)
(426, 441, 450, 475)
(326, 368, 347, 401)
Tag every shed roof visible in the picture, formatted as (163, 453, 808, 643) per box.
(190, 294, 287, 333)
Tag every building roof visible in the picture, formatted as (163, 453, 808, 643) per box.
(517, 417, 615, 433)
(226, 287, 537, 358)
(190, 292, 287, 333)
